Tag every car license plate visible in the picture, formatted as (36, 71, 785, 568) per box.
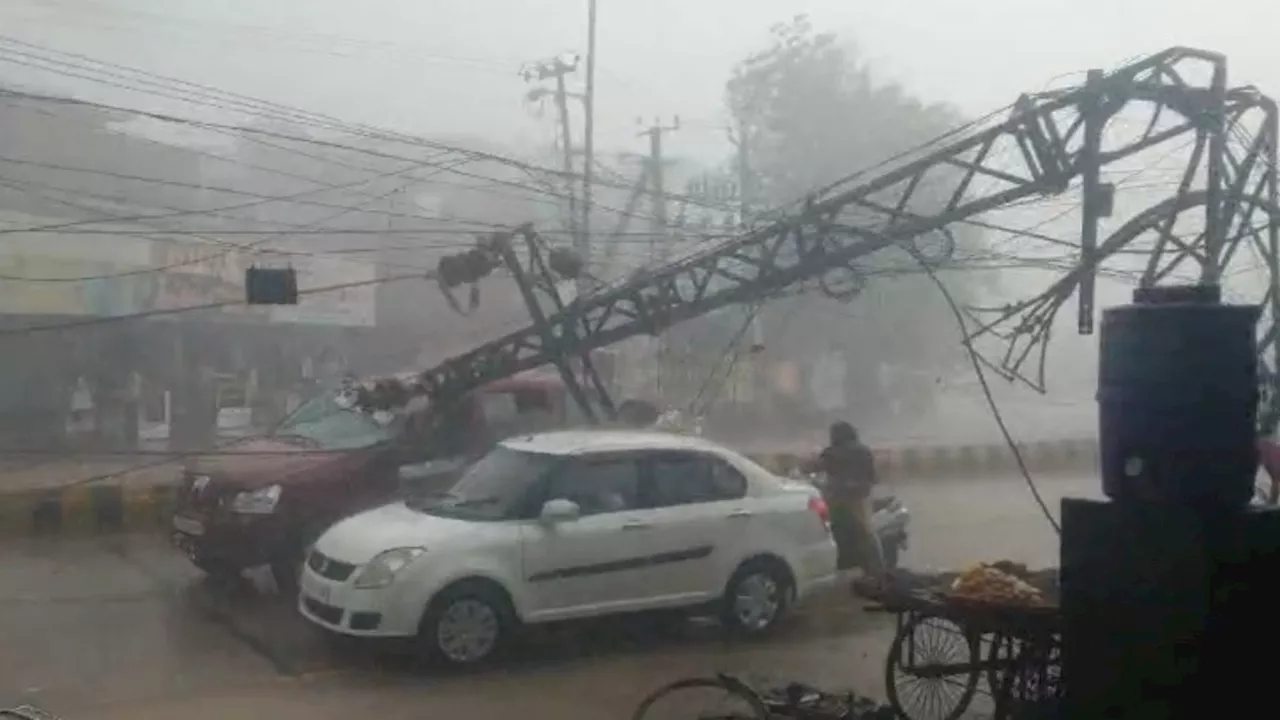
(301, 573, 331, 604)
(172, 515, 205, 536)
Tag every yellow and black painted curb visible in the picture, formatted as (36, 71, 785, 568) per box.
(0, 437, 1099, 538)
(0, 482, 179, 539)
(749, 437, 1100, 480)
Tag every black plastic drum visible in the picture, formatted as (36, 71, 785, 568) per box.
(1098, 285, 1259, 507)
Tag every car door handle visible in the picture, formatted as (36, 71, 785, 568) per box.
(727, 509, 753, 519)
(621, 521, 651, 531)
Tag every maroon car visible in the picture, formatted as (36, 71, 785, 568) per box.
(169, 372, 587, 589)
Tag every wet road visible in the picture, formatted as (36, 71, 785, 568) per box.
(0, 472, 1097, 720)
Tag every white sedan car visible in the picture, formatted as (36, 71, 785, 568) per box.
(298, 429, 838, 667)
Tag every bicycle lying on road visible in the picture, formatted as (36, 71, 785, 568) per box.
(630, 674, 895, 720)
(0, 707, 60, 720)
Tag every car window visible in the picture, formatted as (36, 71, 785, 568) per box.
(649, 453, 747, 506)
(411, 446, 556, 521)
(514, 388, 551, 413)
(546, 456, 640, 516)
(271, 391, 397, 451)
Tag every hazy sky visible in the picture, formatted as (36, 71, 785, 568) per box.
(5, 0, 1280, 166)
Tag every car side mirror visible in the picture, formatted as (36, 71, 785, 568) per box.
(539, 498, 580, 524)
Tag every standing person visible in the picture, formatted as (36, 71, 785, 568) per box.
(804, 421, 886, 585)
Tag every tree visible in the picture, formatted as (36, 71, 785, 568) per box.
(724, 15, 990, 427)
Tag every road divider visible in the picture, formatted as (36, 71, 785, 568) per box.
(748, 437, 1100, 480)
(0, 482, 177, 539)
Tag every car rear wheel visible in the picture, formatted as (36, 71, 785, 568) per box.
(720, 558, 792, 637)
(418, 581, 515, 669)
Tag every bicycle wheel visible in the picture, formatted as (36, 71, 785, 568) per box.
(884, 615, 981, 720)
(631, 677, 771, 720)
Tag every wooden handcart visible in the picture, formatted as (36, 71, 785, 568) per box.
(861, 570, 1061, 720)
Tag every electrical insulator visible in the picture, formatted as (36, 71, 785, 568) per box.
(437, 254, 467, 289)
(437, 247, 498, 288)
(547, 247, 584, 279)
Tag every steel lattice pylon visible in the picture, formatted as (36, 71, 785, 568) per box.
(372, 47, 1279, 432)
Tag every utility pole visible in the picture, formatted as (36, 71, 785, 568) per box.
(733, 123, 753, 228)
(727, 120, 762, 409)
(636, 117, 680, 401)
(638, 117, 681, 264)
(521, 54, 582, 250)
(580, 0, 598, 297)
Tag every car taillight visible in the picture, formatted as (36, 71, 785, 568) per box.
(808, 495, 831, 530)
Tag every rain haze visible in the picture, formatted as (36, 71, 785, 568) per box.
(3, 0, 1275, 446)
(0, 2, 1274, 718)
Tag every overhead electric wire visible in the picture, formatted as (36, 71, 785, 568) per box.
(0, 60, 1107, 273)
(905, 248, 1062, 534)
(0, 152, 483, 282)
(0, 90, 724, 248)
(685, 305, 763, 416)
(0, 271, 430, 337)
(1, 92, 462, 208)
(0, 39, 741, 216)
(0, 151, 474, 234)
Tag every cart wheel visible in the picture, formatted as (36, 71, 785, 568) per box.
(631, 676, 770, 720)
(884, 616, 980, 720)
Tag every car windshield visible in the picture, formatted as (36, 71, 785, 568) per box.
(271, 391, 397, 450)
(412, 446, 556, 520)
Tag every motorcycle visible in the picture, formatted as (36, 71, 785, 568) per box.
(793, 472, 912, 570)
(871, 494, 911, 570)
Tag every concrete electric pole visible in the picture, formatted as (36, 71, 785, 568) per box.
(521, 54, 582, 251)
(637, 117, 681, 265)
(635, 117, 680, 400)
(580, 0, 598, 297)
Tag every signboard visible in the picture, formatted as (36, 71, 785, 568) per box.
(269, 256, 377, 327)
(0, 210, 157, 316)
(147, 242, 259, 319)
(0, 256, 152, 317)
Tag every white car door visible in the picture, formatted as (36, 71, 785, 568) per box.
(640, 451, 752, 604)
(520, 454, 654, 619)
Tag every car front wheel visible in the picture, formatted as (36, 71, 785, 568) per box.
(418, 581, 514, 668)
(720, 558, 792, 636)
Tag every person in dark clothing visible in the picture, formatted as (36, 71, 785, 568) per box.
(804, 421, 886, 581)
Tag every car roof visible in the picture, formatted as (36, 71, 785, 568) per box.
(499, 429, 732, 457)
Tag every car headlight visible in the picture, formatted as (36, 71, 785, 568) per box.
(353, 547, 425, 589)
(228, 484, 282, 514)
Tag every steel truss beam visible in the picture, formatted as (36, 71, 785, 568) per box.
(383, 48, 1277, 425)
(967, 84, 1280, 432)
